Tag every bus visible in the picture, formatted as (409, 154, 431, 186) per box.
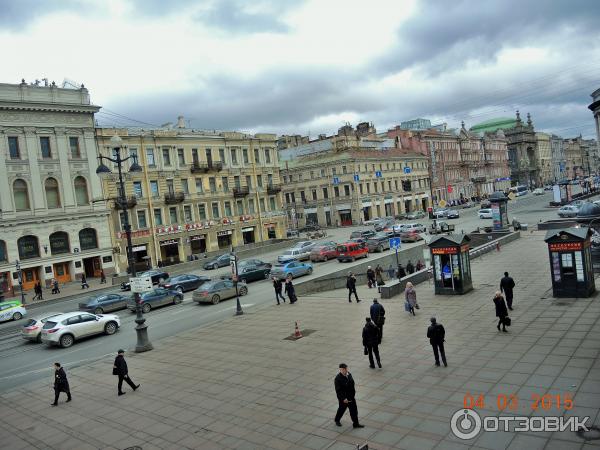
(509, 185, 529, 197)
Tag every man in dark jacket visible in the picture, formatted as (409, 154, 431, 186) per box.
(427, 317, 447, 367)
(334, 363, 364, 428)
(369, 299, 385, 343)
(362, 318, 382, 368)
(406, 260, 415, 274)
(51, 362, 71, 406)
(397, 263, 407, 279)
(346, 272, 360, 303)
(113, 349, 140, 396)
(366, 266, 375, 288)
(272, 277, 286, 305)
(500, 271, 516, 310)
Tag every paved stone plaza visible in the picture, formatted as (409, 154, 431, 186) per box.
(1, 231, 599, 450)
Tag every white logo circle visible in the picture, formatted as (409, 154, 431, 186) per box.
(450, 409, 482, 440)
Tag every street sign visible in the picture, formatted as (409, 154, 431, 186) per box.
(353, 174, 360, 182)
(389, 237, 401, 249)
(333, 177, 340, 185)
(375, 171, 382, 178)
(438, 199, 447, 208)
(403, 166, 411, 174)
(129, 276, 153, 293)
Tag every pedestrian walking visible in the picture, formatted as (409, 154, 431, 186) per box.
(366, 266, 375, 288)
(285, 275, 297, 304)
(406, 260, 415, 274)
(500, 271, 515, 310)
(427, 317, 447, 367)
(362, 318, 382, 369)
(397, 263, 406, 279)
(387, 264, 395, 279)
(80, 274, 89, 289)
(333, 363, 364, 428)
(51, 362, 71, 406)
(272, 277, 286, 304)
(113, 349, 140, 396)
(100, 270, 107, 284)
(415, 260, 425, 271)
(52, 279, 60, 294)
(375, 265, 385, 293)
(346, 272, 360, 303)
(405, 281, 418, 316)
(493, 291, 509, 332)
(369, 298, 385, 343)
(33, 282, 43, 301)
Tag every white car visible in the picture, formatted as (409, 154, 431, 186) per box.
(278, 247, 311, 263)
(478, 209, 493, 219)
(22, 311, 63, 342)
(558, 205, 579, 218)
(533, 188, 544, 195)
(0, 301, 27, 323)
(41, 311, 120, 348)
(402, 223, 427, 233)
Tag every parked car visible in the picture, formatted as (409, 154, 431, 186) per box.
(231, 262, 272, 283)
(286, 229, 300, 238)
(402, 223, 427, 233)
(394, 213, 407, 220)
(478, 208, 493, 219)
(21, 312, 62, 342)
(406, 211, 426, 220)
(337, 242, 369, 262)
(364, 217, 383, 226)
(41, 312, 120, 348)
(382, 224, 404, 237)
(533, 188, 544, 195)
(366, 233, 391, 253)
(298, 223, 320, 233)
(429, 221, 455, 234)
(349, 230, 376, 240)
(400, 230, 424, 243)
(480, 200, 492, 209)
(0, 300, 27, 323)
(446, 209, 460, 219)
(239, 259, 272, 270)
(121, 269, 169, 291)
(278, 247, 311, 263)
(292, 240, 317, 250)
(558, 205, 579, 218)
(433, 208, 448, 219)
(374, 218, 395, 232)
(461, 201, 474, 209)
(270, 261, 314, 279)
(159, 274, 211, 293)
(203, 253, 233, 270)
(126, 288, 183, 313)
(79, 293, 129, 314)
(544, 185, 553, 191)
(193, 279, 248, 305)
(310, 244, 339, 262)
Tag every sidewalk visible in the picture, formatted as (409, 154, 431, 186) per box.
(1, 232, 599, 450)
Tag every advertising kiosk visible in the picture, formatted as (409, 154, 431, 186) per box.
(428, 234, 473, 295)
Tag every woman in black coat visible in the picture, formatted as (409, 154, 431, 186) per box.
(493, 291, 508, 332)
(52, 362, 71, 406)
(285, 275, 297, 304)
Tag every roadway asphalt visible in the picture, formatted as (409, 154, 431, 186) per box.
(0, 190, 588, 392)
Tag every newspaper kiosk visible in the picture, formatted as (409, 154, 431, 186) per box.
(428, 234, 473, 295)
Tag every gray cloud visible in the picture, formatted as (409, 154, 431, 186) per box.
(0, 0, 89, 28)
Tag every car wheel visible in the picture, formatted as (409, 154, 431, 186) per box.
(479, 215, 483, 219)
(36, 333, 42, 343)
(59, 334, 74, 348)
(142, 303, 151, 313)
(211, 294, 221, 305)
(94, 307, 104, 315)
(104, 321, 118, 335)
(12, 312, 22, 321)
(239, 287, 248, 296)
(173, 295, 182, 305)
(176, 286, 184, 294)
(264, 271, 270, 280)
(307, 267, 313, 275)
(240, 278, 247, 284)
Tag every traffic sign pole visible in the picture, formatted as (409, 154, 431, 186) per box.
(230, 254, 243, 316)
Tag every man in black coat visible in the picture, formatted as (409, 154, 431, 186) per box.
(493, 291, 509, 332)
(51, 362, 71, 406)
(272, 277, 286, 305)
(346, 272, 360, 303)
(369, 299, 385, 343)
(366, 266, 375, 288)
(427, 317, 447, 367)
(334, 363, 364, 428)
(406, 260, 415, 274)
(113, 349, 140, 396)
(500, 271, 516, 310)
(397, 263, 407, 279)
(362, 318, 382, 368)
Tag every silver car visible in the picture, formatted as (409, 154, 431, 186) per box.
(41, 311, 121, 348)
(278, 247, 311, 263)
(193, 279, 248, 305)
(21, 312, 63, 342)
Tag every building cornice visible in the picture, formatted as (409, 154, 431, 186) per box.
(0, 102, 100, 114)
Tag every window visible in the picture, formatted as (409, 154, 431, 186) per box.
(231, 148, 238, 165)
(177, 148, 185, 165)
(129, 148, 138, 168)
(0, 240, 6, 262)
(344, 185, 350, 196)
(69, 137, 81, 158)
(119, 212, 127, 230)
(269, 197, 276, 210)
(257, 175, 263, 187)
(243, 148, 249, 164)
(192, 148, 199, 164)
(169, 207, 178, 224)
(154, 208, 163, 225)
(224, 201, 232, 216)
(248, 199, 255, 214)
(342, 166, 347, 174)
(181, 179, 189, 194)
(166, 179, 174, 194)
(218, 148, 225, 163)
(332, 168, 337, 175)
(40, 137, 51, 158)
(133, 181, 143, 198)
(8, 136, 19, 159)
(234, 176, 241, 189)
(206, 148, 213, 164)
(312, 190, 317, 200)
(254, 148, 260, 163)
(212, 202, 220, 218)
(162, 148, 171, 166)
(198, 204, 207, 220)
(79, 228, 98, 250)
(146, 148, 155, 166)
(236, 200, 244, 215)
(367, 183, 371, 193)
(246, 175, 252, 189)
(49, 232, 69, 255)
(264, 148, 271, 164)
(184, 205, 193, 222)
(388, 181, 392, 191)
(150, 180, 159, 197)
(310, 171, 314, 179)
(195, 178, 203, 193)
(209, 177, 216, 193)
(260, 198, 266, 212)
(359, 184, 363, 194)
(320, 168, 325, 177)
(221, 177, 229, 192)
(17, 235, 39, 259)
(137, 210, 147, 228)
(394, 180, 398, 190)
(267, 173, 273, 187)
(322, 187, 329, 199)
(45, 178, 61, 208)
(300, 191, 306, 203)
(74, 177, 89, 205)
(334, 186, 340, 197)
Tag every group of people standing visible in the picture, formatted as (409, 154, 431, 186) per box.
(272, 275, 297, 305)
(30, 270, 107, 301)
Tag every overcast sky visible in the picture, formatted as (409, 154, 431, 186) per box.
(1, 0, 599, 138)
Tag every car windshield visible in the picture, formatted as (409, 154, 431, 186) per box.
(42, 321, 57, 329)
(283, 250, 294, 255)
(200, 282, 216, 290)
(23, 319, 36, 327)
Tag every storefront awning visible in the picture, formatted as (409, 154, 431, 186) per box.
(242, 227, 254, 232)
(335, 204, 351, 211)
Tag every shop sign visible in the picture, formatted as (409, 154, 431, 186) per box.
(131, 245, 147, 252)
(242, 227, 254, 232)
(217, 230, 233, 237)
(222, 218, 234, 225)
(239, 215, 253, 222)
(160, 239, 179, 246)
(549, 242, 583, 251)
(117, 229, 151, 239)
(431, 247, 458, 255)
(156, 225, 183, 235)
(129, 276, 153, 293)
(185, 223, 205, 231)
(190, 235, 205, 241)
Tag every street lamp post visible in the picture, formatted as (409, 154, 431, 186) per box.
(96, 135, 153, 353)
(229, 251, 243, 316)
(15, 260, 25, 305)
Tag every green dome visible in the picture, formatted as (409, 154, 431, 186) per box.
(470, 117, 517, 133)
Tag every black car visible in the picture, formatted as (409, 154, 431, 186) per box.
(299, 223, 320, 233)
(223, 259, 272, 283)
(120, 270, 170, 291)
(350, 230, 376, 240)
(78, 293, 129, 314)
(159, 274, 211, 293)
(203, 253, 233, 270)
(366, 233, 391, 253)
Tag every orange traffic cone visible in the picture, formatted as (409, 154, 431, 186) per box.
(294, 321, 303, 339)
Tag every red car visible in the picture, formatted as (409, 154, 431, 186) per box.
(400, 230, 424, 243)
(309, 244, 339, 262)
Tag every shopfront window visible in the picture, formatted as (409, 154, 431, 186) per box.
(79, 228, 98, 250)
(18, 235, 40, 259)
(49, 231, 70, 255)
(0, 240, 7, 262)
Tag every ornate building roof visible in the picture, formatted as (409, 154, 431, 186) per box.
(469, 117, 517, 133)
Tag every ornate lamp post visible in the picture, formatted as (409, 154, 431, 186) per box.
(96, 135, 153, 353)
(15, 260, 25, 305)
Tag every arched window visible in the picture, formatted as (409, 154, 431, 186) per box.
(0, 240, 6, 262)
(45, 177, 61, 208)
(74, 176, 89, 206)
(49, 231, 70, 255)
(17, 235, 39, 259)
(79, 228, 98, 250)
(13, 179, 30, 211)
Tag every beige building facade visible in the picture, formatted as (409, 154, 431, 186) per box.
(0, 81, 114, 295)
(96, 125, 285, 272)
(535, 132, 553, 184)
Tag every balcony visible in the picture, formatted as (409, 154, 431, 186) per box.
(164, 191, 185, 204)
(112, 196, 137, 210)
(208, 161, 223, 171)
(267, 183, 282, 195)
(233, 186, 250, 197)
(190, 162, 208, 173)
